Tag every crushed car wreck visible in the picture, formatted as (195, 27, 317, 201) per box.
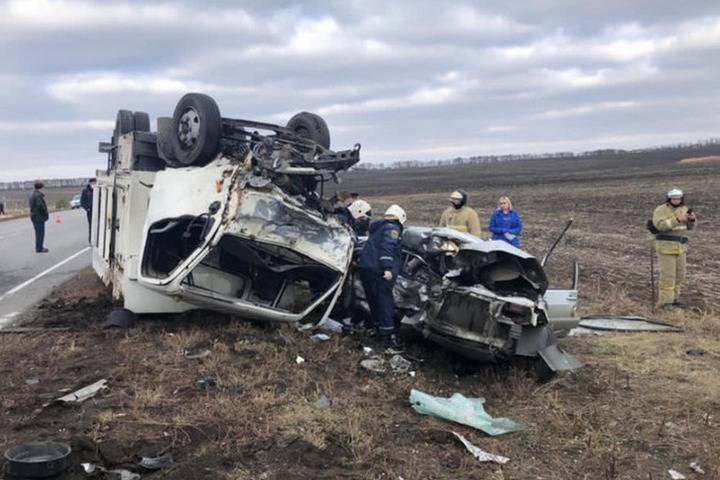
(92, 92, 580, 373)
(93, 93, 358, 323)
(354, 227, 582, 373)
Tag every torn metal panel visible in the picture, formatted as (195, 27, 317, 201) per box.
(57, 379, 108, 403)
(383, 226, 581, 371)
(579, 315, 682, 332)
(224, 189, 352, 272)
(538, 344, 583, 371)
(452, 432, 510, 465)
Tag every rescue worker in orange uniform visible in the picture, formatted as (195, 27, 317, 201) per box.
(652, 188, 697, 309)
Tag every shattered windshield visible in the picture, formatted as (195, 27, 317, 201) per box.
(225, 190, 352, 272)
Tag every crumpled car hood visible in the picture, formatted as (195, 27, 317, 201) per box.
(401, 226, 548, 294)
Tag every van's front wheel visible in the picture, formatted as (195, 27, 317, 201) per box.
(171, 93, 222, 166)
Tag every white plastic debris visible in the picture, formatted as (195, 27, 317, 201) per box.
(297, 323, 314, 332)
(389, 354, 412, 373)
(689, 462, 705, 474)
(82, 463, 141, 480)
(295, 356, 305, 364)
(668, 469, 686, 479)
(318, 317, 343, 333)
(184, 347, 211, 359)
(315, 394, 331, 409)
(362, 346, 373, 355)
(310, 333, 331, 343)
(568, 327, 602, 336)
(360, 356, 386, 373)
(409, 371, 416, 378)
(452, 431, 509, 465)
(57, 379, 108, 403)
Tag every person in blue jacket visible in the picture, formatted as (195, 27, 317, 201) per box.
(488, 196, 522, 248)
(357, 204, 406, 351)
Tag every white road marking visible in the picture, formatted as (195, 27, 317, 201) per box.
(0, 247, 91, 303)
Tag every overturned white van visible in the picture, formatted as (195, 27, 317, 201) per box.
(93, 93, 358, 323)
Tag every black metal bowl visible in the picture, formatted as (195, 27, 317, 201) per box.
(4, 441, 71, 478)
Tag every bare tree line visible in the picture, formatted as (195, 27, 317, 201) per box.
(354, 138, 720, 170)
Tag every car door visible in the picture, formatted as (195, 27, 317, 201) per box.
(543, 260, 579, 336)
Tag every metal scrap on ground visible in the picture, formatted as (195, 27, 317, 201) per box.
(139, 453, 174, 470)
(579, 315, 682, 332)
(57, 379, 108, 403)
(452, 432, 510, 465)
(360, 356, 386, 373)
(389, 354, 412, 373)
(668, 469, 686, 479)
(184, 347, 212, 359)
(409, 389, 524, 436)
(82, 463, 141, 479)
(310, 333, 331, 342)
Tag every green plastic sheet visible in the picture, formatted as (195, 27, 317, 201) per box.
(409, 389, 524, 436)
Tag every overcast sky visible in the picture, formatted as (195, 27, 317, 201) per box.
(1, 0, 719, 181)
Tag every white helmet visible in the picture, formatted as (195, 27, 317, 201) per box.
(449, 190, 464, 201)
(384, 204, 407, 225)
(347, 199, 371, 220)
(666, 188, 683, 198)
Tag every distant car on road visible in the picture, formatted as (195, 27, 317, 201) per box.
(70, 194, 81, 209)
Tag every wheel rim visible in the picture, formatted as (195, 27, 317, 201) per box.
(177, 107, 201, 150)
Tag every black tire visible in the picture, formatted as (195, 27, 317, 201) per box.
(171, 93, 222, 166)
(286, 112, 330, 149)
(110, 110, 135, 167)
(133, 111, 150, 132)
(115, 109, 134, 135)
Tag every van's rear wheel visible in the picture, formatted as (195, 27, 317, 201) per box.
(133, 111, 150, 132)
(110, 110, 135, 166)
(115, 110, 134, 136)
(171, 93, 222, 166)
(286, 112, 330, 149)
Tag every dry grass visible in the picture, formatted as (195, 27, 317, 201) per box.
(1, 270, 720, 479)
(2, 161, 720, 478)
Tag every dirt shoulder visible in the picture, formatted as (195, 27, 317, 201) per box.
(0, 213, 27, 222)
(1, 268, 719, 479)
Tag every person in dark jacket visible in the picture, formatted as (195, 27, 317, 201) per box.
(357, 204, 406, 350)
(80, 178, 96, 244)
(29, 182, 49, 253)
(488, 196, 522, 248)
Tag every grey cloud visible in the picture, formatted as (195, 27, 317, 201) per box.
(1, 0, 719, 180)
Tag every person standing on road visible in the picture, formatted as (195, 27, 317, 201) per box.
(0, 199, 5, 215)
(439, 190, 482, 237)
(29, 182, 49, 253)
(488, 196, 523, 248)
(80, 178, 96, 244)
(652, 188, 697, 310)
(358, 204, 406, 351)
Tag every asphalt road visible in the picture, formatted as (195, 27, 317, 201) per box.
(0, 209, 91, 328)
